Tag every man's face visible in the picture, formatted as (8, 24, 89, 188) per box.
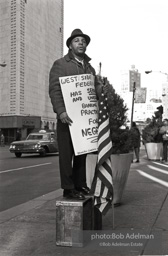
(69, 36, 87, 56)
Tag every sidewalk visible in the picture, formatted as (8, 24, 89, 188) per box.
(0, 148, 168, 256)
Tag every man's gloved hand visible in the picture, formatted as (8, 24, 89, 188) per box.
(59, 112, 73, 126)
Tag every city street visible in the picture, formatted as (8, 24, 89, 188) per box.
(0, 146, 60, 212)
(1, 146, 168, 255)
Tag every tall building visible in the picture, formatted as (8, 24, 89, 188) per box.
(120, 69, 141, 93)
(0, 0, 64, 142)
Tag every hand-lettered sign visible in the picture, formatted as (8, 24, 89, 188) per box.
(59, 74, 98, 155)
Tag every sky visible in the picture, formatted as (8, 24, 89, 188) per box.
(64, 0, 168, 93)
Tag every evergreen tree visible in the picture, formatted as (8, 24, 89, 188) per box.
(100, 77, 134, 154)
(107, 84, 128, 131)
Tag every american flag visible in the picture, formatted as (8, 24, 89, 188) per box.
(91, 92, 113, 215)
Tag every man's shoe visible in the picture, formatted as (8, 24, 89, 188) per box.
(135, 160, 139, 163)
(63, 189, 85, 200)
(76, 186, 90, 195)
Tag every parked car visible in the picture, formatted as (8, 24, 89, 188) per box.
(9, 130, 58, 157)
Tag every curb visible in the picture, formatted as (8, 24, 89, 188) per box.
(0, 189, 63, 224)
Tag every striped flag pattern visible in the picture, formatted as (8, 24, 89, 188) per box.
(91, 92, 113, 215)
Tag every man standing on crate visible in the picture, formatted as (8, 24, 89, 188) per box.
(49, 29, 106, 200)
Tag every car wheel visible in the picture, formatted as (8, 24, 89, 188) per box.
(15, 152, 22, 158)
(40, 148, 47, 157)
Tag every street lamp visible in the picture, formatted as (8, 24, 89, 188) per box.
(145, 69, 168, 84)
(145, 70, 168, 79)
(145, 70, 152, 74)
(0, 62, 7, 67)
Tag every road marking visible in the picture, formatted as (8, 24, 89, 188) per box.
(137, 170, 168, 187)
(152, 161, 168, 168)
(0, 163, 52, 174)
(147, 165, 168, 175)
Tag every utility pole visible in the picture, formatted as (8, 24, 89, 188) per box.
(130, 65, 139, 128)
(131, 81, 136, 128)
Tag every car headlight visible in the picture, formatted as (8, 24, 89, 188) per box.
(10, 145, 16, 149)
(35, 143, 41, 148)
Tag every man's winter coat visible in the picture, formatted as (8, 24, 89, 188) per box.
(49, 50, 100, 117)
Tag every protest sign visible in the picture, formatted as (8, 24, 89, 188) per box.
(59, 74, 98, 155)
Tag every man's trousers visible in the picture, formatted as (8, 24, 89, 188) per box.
(57, 119, 87, 189)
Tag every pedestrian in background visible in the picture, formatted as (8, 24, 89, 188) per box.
(159, 119, 168, 163)
(0, 134, 5, 147)
(131, 122, 141, 163)
(49, 29, 103, 200)
(16, 130, 21, 141)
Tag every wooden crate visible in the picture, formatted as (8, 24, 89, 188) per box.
(56, 196, 93, 247)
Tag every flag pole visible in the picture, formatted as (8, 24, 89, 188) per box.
(112, 202, 114, 229)
(99, 62, 102, 76)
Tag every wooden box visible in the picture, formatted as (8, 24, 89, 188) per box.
(56, 196, 93, 247)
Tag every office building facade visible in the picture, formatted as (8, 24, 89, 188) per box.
(0, 0, 64, 142)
